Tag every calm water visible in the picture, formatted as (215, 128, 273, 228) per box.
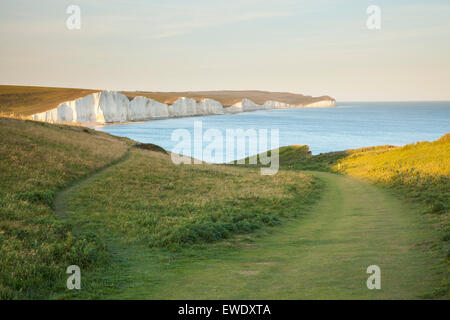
(94, 102, 450, 162)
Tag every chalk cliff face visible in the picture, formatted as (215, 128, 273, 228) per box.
(303, 100, 336, 108)
(263, 100, 296, 109)
(223, 98, 335, 114)
(197, 98, 225, 115)
(127, 96, 169, 120)
(31, 91, 335, 124)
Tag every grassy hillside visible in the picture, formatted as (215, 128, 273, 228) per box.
(272, 137, 449, 217)
(60, 138, 447, 299)
(106, 171, 443, 299)
(0, 85, 99, 117)
(335, 135, 450, 215)
(0, 118, 130, 298)
(335, 136, 450, 296)
(1, 116, 446, 299)
(62, 150, 317, 249)
(271, 136, 449, 296)
(0, 118, 319, 299)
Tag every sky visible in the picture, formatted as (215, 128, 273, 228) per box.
(0, 0, 449, 101)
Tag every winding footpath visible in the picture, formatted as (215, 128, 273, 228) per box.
(53, 149, 131, 219)
(55, 166, 442, 299)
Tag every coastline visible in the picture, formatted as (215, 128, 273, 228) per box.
(30, 90, 337, 126)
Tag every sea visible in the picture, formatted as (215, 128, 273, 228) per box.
(94, 101, 450, 163)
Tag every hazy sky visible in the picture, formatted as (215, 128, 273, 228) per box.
(1, 0, 449, 101)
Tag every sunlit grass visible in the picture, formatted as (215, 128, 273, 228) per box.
(0, 85, 99, 117)
(335, 134, 449, 215)
(270, 134, 449, 297)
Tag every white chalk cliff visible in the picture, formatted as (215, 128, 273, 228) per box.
(31, 91, 335, 124)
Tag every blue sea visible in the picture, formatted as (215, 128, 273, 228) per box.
(94, 102, 450, 163)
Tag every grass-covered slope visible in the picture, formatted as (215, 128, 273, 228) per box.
(0, 118, 130, 298)
(334, 136, 450, 296)
(2, 116, 446, 299)
(120, 171, 442, 299)
(335, 134, 450, 215)
(0, 118, 319, 299)
(272, 136, 449, 296)
(62, 149, 317, 250)
(275, 136, 449, 216)
(0, 85, 99, 117)
(67, 141, 446, 299)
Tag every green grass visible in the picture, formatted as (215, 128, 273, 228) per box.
(1, 118, 319, 299)
(276, 136, 450, 296)
(256, 137, 449, 216)
(61, 149, 317, 249)
(275, 137, 449, 211)
(54, 148, 320, 299)
(236, 136, 449, 297)
(0, 117, 130, 298)
(145, 171, 441, 299)
(59, 171, 444, 299)
(1, 117, 448, 299)
(334, 134, 450, 214)
(249, 144, 396, 172)
(58, 138, 447, 299)
(332, 135, 450, 296)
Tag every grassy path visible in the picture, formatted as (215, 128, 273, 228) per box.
(53, 149, 131, 218)
(58, 169, 443, 299)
